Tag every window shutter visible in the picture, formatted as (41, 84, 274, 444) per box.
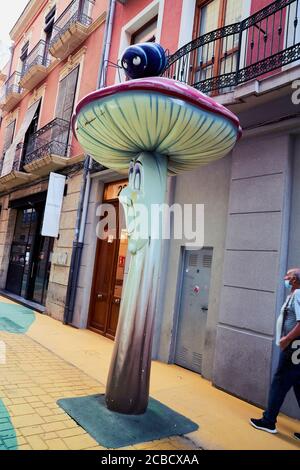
(55, 75, 67, 120)
(44, 6, 56, 34)
(3, 120, 16, 154)
(20, 42, 29, 62)
(55, 67, 79, 153)
(56, 66, 79, 122)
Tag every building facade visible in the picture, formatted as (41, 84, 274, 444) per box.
(0, 0, 107, 319)
(1, 0, 300, 420)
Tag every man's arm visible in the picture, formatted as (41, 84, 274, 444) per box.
(280, 290, 300, 350)
(280, 322, 300, 350)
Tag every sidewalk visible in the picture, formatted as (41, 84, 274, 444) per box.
(0, 296, 299, 450)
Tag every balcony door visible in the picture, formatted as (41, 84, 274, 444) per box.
(78, 0, 91, 18)
(193, 0, 243, 87)
(20, 41, 29, 77)
(55, 66, 79, 154)
(2, 120, 16, 157)
(44, 6, 56, 63)
(21, 102, 41, 166)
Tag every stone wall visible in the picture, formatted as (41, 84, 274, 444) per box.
(0, 196, 16, 289)
(213, 132, 292, 409)
(46, 171, 83, 321)
(156, 154, 232, 379)
(72, 177, 103, 328)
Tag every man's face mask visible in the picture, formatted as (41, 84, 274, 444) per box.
(285, 279, 292, 290)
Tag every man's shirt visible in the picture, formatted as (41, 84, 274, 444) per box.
(282, 289, 300, 337)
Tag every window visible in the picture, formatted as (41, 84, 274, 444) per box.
(79, 0, 92, 18)
(44, 6, 56, 60)
(55, 66, 79, 149)
(56, 66, 79, 122)
(21, 102, 41, 162)
(2, 120, 16, 155)
(131, 16, 158, 45)
(193, 0, 243, 88)
(20, 41, 29, 75)
(44, 6, 56, 34)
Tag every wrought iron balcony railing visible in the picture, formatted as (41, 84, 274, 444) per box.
(50, 0, 95, 47)
(23, 118, 70, 166)
(21, 40, 50, 78)
(163, 0, 300, 95)
(2, 72, 22, 98)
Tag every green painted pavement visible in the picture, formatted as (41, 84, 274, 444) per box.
(0, 301, 34, 449)
(0, 400, 17, 450)
(0, 301, 35, 334)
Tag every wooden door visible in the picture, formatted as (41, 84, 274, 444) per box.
(88, 197, 128, 339)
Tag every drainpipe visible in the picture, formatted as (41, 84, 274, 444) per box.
(97, 0, 117, 89)
(63, 155, 91, 325)
(63, 0, 117, 325)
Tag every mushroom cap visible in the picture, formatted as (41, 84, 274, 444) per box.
(73, 77, 242, 174)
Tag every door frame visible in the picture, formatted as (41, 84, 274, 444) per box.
(24, 204, 44, 301)
(6, 208, 38, 297)
(87, 198, 120, 338)
(26, 203, 54, 305)
(168, 246, 186, 363)
(5, 201, 52, 306)
(87, 179, 128, 339)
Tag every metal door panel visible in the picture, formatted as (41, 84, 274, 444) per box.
(174, 248, 213, 374)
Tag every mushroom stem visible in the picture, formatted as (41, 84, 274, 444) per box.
(105, 152, 168, 414)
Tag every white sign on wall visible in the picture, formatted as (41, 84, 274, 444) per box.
(42, 172, 66, 238)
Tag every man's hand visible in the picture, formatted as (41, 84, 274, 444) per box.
(279, 336, 291, 351)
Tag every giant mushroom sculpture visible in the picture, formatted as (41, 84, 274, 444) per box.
(73, 75, 241, 415)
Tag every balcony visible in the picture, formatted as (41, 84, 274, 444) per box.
(0, 72, 24, 113)
(22, 118, 72, 176)
(19, 41, 51, 91)
(49, 0, 94, 60)
(0, 144, 36, 192)
(163, 0, 300, 96)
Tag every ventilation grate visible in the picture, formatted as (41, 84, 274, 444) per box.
(192, 352, 203, 373)
(177, 346, 188, 365)
(189, 254, 198, 267)
(203, 255, 212, 268)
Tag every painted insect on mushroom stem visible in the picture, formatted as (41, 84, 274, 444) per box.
(73, 43, 242, 414)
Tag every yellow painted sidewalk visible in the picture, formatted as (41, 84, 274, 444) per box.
(0, 296, 300, 450)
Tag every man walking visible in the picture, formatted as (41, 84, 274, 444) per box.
(250, 269, 300, 438)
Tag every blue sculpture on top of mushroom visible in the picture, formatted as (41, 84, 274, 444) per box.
(121, 42, 167, 79)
